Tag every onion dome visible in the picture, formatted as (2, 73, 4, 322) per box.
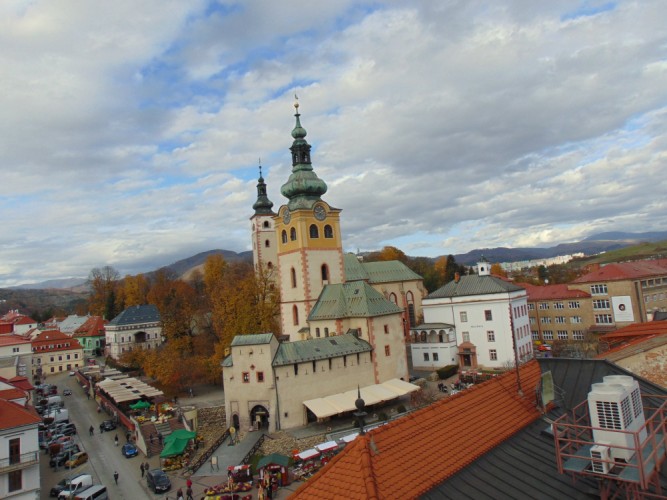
(252, 164, 274, 215)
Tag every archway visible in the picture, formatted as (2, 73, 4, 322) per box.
(250, 405, 270, 430)
(232, 413, 240, 431)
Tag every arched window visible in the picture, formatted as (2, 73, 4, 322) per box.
(293, 305, 299, 325)
(267, 262, 273, 269)
(389, 292, 397, 305)
(420, 332, 427, 342)
(290, 227, 297, 241)
(263, 221, 270, 228)
(316, 328, 320, 338)
(264, 239, 270, 247)
(324, 225, 334, 238)
(321, 264, 329, 282)
(291, 268, 297, 288)
(309, 224, 319, 238)
(324, 327, 329, 337)
(281, 230, 287, 243)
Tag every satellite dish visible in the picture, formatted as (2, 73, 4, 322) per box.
(540, 371, 555, 408)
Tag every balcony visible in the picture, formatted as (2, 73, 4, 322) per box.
(0, 451, 39, 473)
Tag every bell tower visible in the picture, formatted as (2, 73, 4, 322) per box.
(275, 98, 345, 339)
(250, 164, 276, 273)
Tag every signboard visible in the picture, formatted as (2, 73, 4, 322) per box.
(611, 296, 634, 322)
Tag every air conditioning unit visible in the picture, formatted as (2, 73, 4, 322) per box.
(590, 444, 612, 474)
(587, 375, 647, 461)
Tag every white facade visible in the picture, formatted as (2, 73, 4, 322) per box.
(0, 406, 40, 499)
(0, 338, 32, 381)
(409, 325, 458, 370)
(105, 324, 162, 359)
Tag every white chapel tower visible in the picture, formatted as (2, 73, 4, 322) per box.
(251, 165, 277, 273)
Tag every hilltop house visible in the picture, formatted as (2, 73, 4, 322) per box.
(105, 304, 162, 360)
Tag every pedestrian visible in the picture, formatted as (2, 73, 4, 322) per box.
(158, 432, 163, 445)
(113, 471, 119, 485)
(114, 434, 119, 446)
(89, 425, 94, 436)
(186, 478, 192, 489)
(186, 485, 193, 500)
(144, 461, 150, 473)
(140, 462, 145, 478)
(176, 487, 184, 500)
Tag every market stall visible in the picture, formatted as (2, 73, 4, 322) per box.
(292, 448, 320, 480)
(257, 453, 291, 487)
(314, 440, 339, 466)
(160, 429, 197, 471)
(203, 465, 253, 498)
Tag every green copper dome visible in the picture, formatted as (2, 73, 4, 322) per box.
(280, 102, 327, 210)
(252, 165, 274, 215)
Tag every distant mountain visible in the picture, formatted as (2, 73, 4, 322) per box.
(11, 277, 88, 291)
(158, 249, 253, 278)
(583, 231, 667, 242)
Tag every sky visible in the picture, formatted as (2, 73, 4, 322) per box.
(1, 0, 667, 287)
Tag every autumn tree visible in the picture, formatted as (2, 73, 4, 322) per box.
(490, 263, 507, 277)
(87, 266, 121, 319)
(120, 274, 150, 307)
(147, 269, 198, 340)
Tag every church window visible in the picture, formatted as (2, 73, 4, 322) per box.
(267, 262, 273, 269)
(312, 361, 316, 372)
(343, 355, 347, 367)
(281, 230, 287, 243)
(291, 268, 297, 288)
(324, 327, 329, 337)
(357, 353, 360, 364)
(292, 305, 299, 325)
(385, 345, 391, 356)
(263, 221, 270, 228)
(329, 358, 332, 370)
(290, 228, 297, 241)
(265, 239, 270, 247)
(294, 364, 299, 376)
(321, 264, 329, 282)
(389, 293, 397, 304)
(408, 303, 416, 326)
(309, 224, 319, 238)
(384, 324, 389, 334)
(324, 225, 334, 238)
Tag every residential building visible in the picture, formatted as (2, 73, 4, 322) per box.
(56, 315, 90, 335)
(0, 399, 41, 499)
(0, 336, 32, 382)
(522, 282, 593, 343)
(72, 316, 107, 356)
(105, 304, 162, 360)
(414, 259, 532, 371)
(292, 358, 667, 499)
(0, 312, 37, 337)
(31, 330, 84, 380)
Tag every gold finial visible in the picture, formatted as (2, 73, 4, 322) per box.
(294, 93, 299, 110)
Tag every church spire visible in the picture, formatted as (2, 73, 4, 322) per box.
(280, 96, 327, 210)
(252, 162, 274, 215)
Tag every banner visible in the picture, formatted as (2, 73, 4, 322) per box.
(611, 296, 634, 322)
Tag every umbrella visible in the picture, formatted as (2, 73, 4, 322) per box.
(129, 400, 151, 410)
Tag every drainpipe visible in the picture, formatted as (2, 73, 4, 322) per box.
(272, 370, 281, 431)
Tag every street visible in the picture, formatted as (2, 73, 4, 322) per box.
(39, 371, 164, 500)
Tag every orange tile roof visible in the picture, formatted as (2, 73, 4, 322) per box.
(0, 335, 31, 346)
(0, 323, 13, 334)
(522, 282, 590, 300)
(3, 376, 34, 392)
(600, 320, 667, 339)
(572, 259, 667, 283)
(292, 361, 542, 500)
(0, 388, 27, 401)
(0, 398, 41, 430)
(32, 330, 82, 352)
(73, 316, 107, 337)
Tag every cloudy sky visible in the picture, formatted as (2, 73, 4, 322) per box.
(2, 1, 666, 287)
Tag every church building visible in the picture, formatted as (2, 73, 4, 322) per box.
(223, 101, 426, 431)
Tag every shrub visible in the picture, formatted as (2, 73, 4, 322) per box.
(436, 364, 459, 380)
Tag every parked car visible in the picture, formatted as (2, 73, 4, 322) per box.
(146, 469, 171, 493)
(65, 451, 89, 469)
(50, 473, 90, 497)
(57, 474, 93, 499)
(49, 445, 81, 467)
(121, 443, 139, 458)
(63, 389, 73, 396)
(61, 425, 77, 436)
(99, 420, 116, 432)
(537, 344, 552, 352)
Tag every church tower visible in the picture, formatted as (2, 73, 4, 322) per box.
(251, 165, 277, 273)
(275, 99, 345, 339)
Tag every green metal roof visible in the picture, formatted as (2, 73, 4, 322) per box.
(230, 333, 276, 346)
(308, 282, 403, 321)
(343, 253, 422, 283)
(427, 275, 524, 299)
(272, 333, 372, 366)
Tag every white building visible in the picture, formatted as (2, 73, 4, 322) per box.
(416, 259, 532, 371)
(0, 399, 41, 499)
(0, 337, 32, 382)
(105, 305, 162, 360)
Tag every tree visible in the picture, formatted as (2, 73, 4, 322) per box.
(147, 269, 197, 341)
(490, 263, 507, 277)
(121, 274, 150, 307)
(87, 266, 120, 319)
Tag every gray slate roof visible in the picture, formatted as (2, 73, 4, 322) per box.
(108, 304, 160, 326)
(425, 358, 667, 499)
(308, 282, 403, 321)
(343, 253, 422, 283)
(230, 333, 275, 346)
(427, 274, 524, 299)
(411, 323, 454, 330)
(272, 334, 372, 366)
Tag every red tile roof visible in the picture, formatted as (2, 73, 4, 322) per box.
(0, 388, 27, 401)
(522, 283, 590, 300)
(0, 323, 13, 334)
(599, 320, 667, 340)
(0, 398, 41, 430)
(32, 330, 83, 352)
(0, 335, 31, 346)
(292, 361, 543, 500)
(6, 376, 34, 392)
(572, 259, 667, 283)
(73, 316, 107, 338)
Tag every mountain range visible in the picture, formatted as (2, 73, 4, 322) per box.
(8, 230, 667, 291)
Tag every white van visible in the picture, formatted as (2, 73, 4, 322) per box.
(58, 474, 93, 499)
(74, 484, 108, 500)
(47, 395, 63, 407)
(45, 408, 69, 423)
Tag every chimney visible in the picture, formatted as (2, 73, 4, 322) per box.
(454, 272, 460, 283)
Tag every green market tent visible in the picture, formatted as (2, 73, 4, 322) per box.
(129, 400, 151, 410)
(159, 429, 197, 458)
(257, 453, 290, 470)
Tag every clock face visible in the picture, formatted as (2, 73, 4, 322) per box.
(314, 205, 326, 221)
(283, 209, 291, 224)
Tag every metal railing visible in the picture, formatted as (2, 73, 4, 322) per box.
(187, 429, 230, 473)
(0, 451, 39, 472)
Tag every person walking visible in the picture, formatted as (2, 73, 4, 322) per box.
(176, 487, 184, 500)
(144, 461, 150, 473)
(113, 471, 119, 485)
(140, 462, 145, 478)
(186, 486, 193, 500)
(114, 434, 119, 446)
(89, 425, 94, 436)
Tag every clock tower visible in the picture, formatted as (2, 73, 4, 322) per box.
(250, 165, 276, 274)
(275, 100, 345, 339)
